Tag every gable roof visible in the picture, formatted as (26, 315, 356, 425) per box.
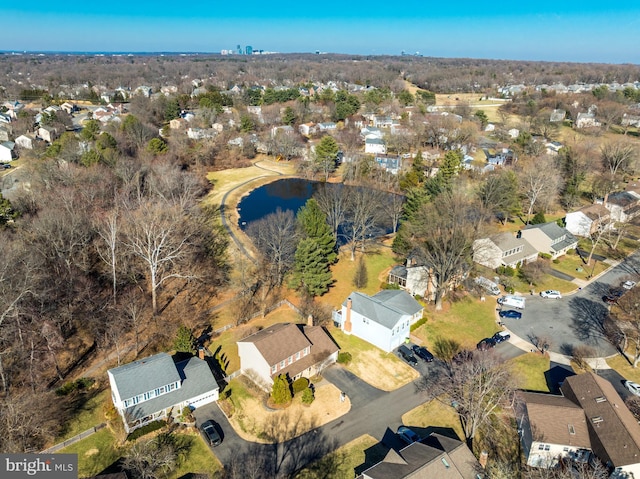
(343, 290, 421, 330)
(522, 221, 577, 251)
(360, 433, 480, 479)
(108, 352, 180, 401)
(518, 391, 590, 448)
(123, 357, 218, 421)
(574, 204, 610, 221)
(561, 373, 640, 468)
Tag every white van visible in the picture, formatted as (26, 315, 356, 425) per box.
(475, 276, 501, 296)
(497, 294, 526, 309)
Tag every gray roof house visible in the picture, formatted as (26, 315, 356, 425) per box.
(358, 432, 482, 479)
(107, 352, 219, 433)
(388, 257, 436, 301)
(473, 232, 538, 269)
(333, 290, 423, 352)
(520, 222, 578, 259)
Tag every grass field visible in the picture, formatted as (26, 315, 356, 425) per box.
(57, 388, 110, 441)
(401, 399, 464, 442)
(509, 353, 551, 392)
(607, 354, 640, 383)
(60, 428, 121, 478)
(411, 295, 501, 351)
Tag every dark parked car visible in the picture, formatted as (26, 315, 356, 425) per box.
(477, 338, 497, 351)
(397, 426, 420, 444)
(398, 345, 418, 366)
(603, 290, 623, 304)
(200, 420, 222, 447)
(492, 331, 511, 343)
(412, 345, 434, 362)
(498, 309, 522, 319)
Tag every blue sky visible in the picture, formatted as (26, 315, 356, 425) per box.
(3, 4, 640, 63)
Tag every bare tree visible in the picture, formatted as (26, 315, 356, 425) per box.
(601, 140, 637, 180)
(122, 202, 197, 315)
(518, 156, 563, 224)
(314, 183, 348, 243)
(343, 187, 384, 261)
(418, 350, 516, 450)
(409, 192, 485, 310)
(95, 209, 120, 304)
(610, 288, 640, 367)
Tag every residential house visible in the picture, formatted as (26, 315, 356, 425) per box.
(517, 372, 640, 477)
(15, 134, 34, 150)
(622, 114, 640, 128)
(388, 257, 436, 300)
(550, 109, 566, 122)
(318, 122, 337, 131)
(545, 141, 563, 155)
(37, 125, 58, 143)
(483, 148, 516, 166)
(60, 102, 78, 115)
(565, 204, 612, 237)
(299, 122, 317, 137)
(237, 322, 339, 389)
(602, 189, 640, 223)
(107, 352, 220, 433)
(372, 115, 394, 128)
(2, 101, 24, 119)
(358, 432, 482, 479)
(333, 290, 424, 352)
(271, 125, 295, 137)
(0, 113, 11, 124)
(169, 118, 184, 130)
(365, 137, 387, 155)
(374, 154, 402, 175)
(0, 141, 15, 163)
(0, 126, 9, 142)
(575, 112, 601, 129)
(520, 222, 578, 259)
(360, 126, 384, 139)
(508, 128, 520, 139)
(134, 85, 153, 98)
(473, 232, 538, 269)
(187, 128, 217, 140)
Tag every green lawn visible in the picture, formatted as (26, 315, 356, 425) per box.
(551, 253, 608, 281)
(607, 353, 640, 382)
(296, 434, 382, 479)
(60, 428, 121, 478)
(509, 353, 551, 392)
(401, 399, 464, 442)
(169, 434, 222, 479)
(57, 389, 110, 441)
(411, 296, 500, 351)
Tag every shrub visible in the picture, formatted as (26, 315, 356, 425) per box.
(410, 316, 428, 332)
(505, 286, 515, 294)
(126, 420, 165, 441)
(531, 211, 547, 224)
(270, 374, 292, 405)
(301, 387, 315, 405)
(292, 377, 309, 395)
(337, 352, 352, 364)
(571, 345, 595, 370)
(553, 259, 560, 264)
(55, 377, 96, 396)
(567, 248, 576, 255)
(497, 265, 516, 277)
(382, 282, 401, 290)
(539, 253, 552, 260)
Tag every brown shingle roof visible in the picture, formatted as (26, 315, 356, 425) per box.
(238, 323, 311, 366)
(562, 373, 640, 468)
(518, 392, 590, 448)
(579, 204, 610, 221)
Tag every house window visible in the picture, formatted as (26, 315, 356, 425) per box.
(296, 352, 301, 360)
(538, 444, 545, 450)
(304, 347, 309, 356)
(544, 445, 550, 451)
(288, 356, 293, 365)
(568, 425, 575, 435)
(280, 360, 285, 368)
(271, 365, 277, 374)
(143, 391, 153, 401)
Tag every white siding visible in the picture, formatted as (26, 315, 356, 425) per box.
(344, 306, 408, 352)
(238, 341, 273, 385)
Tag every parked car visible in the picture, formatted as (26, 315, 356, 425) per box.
(477, 338, 497, 351)
(412, 345, 434, 362)
(603, 295, 618, 305)
(625, 381, 640, 397)
(398, 345, 418, 366)
(623, 280, 637, 290)
(200, 420, 222, 447)
(499, 309, 522, 319)
(397, 426, 420, 444)
(540, 290, 562, 299)
(1, 164, 11, 169)
(492, 331, 511, 343)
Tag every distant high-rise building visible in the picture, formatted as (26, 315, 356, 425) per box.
(237, 44, 243, 55)
(245, 45, 253, 55)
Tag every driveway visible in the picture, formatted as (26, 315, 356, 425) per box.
(501, 251, 640, 357)
(192, 401, 244, 464)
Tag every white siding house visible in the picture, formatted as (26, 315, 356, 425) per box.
(107, 352, 219, 433)
(333, 290, 423, 352)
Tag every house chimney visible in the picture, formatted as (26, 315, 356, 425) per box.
(603, 193, 609, 207)
(198, 348, 205, 360)
(479, 451, 488, 469)
(344, 298, 352, 333)
(307, 314, 314, 327)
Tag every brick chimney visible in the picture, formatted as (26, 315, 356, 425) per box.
(198, 347, 205, 360)
(307, 314, 314, 327)
(344, 298, 353, 333)
(479, 451, 488, 469)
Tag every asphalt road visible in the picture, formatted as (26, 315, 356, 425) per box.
(500, 251, 640, 357)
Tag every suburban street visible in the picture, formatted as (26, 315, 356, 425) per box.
(500, 250, 640, 357)
(192, 251, 640, 471)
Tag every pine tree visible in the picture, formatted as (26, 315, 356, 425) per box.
(174, 325, 196, 354)
(270, 374, 292, 405)
(353, 256, 368, 288)
(297, 199, 337, 264)
(290, 238, 333, 297)
(282, 106, 296, 126)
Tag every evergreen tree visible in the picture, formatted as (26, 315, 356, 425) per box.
(353, 256, 368, 288)
(290, 238, 333, 297)
(282, 106, 296, 126)
(0, 193, 16, 225)
(174, 325, 196, 354)
(297, 199, 337, 264)
(270, 374, 292, 405)
(531, 211, 547, 225)
(314, 135, 340, 181)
